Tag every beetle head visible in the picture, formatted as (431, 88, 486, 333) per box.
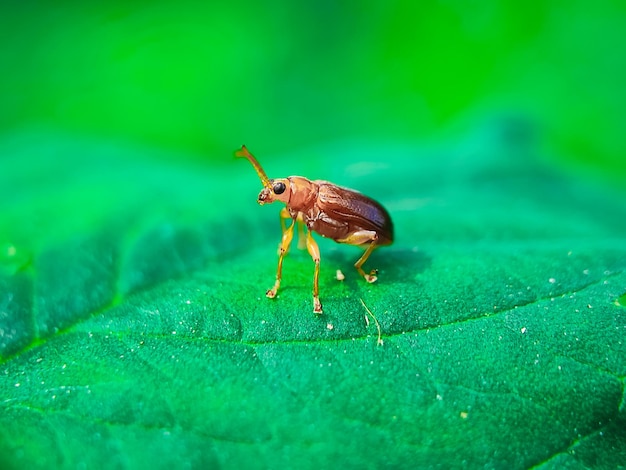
(257, 178, 290, 205)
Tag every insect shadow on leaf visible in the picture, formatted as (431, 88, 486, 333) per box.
(325, 246, 431, 284)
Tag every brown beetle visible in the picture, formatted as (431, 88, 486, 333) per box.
(235, 145, 394, 314)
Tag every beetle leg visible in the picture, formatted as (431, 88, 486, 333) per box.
(278, 207, 293, 255)
(354, 242, 379, 283)
(338, 230, 380, 283)
(266, 219, 295, 299)
(279, 209, 308, 253)
(297, 218, 307, 250)
(305, 230, 323, 314)
(279, 207, 290, 232)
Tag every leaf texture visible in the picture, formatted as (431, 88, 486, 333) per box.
(1, 132, 625, 469)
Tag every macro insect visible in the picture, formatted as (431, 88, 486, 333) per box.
(235, 145, 394, 314)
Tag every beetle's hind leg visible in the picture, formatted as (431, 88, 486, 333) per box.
(354, 242, 379, 283)
(339, 230, 380, 283)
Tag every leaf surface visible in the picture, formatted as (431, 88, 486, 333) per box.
(1, 131, 625, 469)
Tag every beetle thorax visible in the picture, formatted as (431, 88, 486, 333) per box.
(287, 176, 318, 212)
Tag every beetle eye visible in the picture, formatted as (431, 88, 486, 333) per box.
(273, 182, 286, 194)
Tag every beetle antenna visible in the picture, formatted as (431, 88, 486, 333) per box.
(235, 145, 272, 189)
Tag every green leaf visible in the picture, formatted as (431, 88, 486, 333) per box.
(1, 130, 625, 469)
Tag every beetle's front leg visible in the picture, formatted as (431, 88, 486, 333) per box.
(279, 207, 291, 233)
(278, 207, 293, 255)
(278, 209, 307, 254)
(305, 230, 323, 314)
(266, 219, 295, 299)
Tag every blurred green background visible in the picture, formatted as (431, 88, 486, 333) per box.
(2, 4, 626, 467)
(1, 0, 625, 188)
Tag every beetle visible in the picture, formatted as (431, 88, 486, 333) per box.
(235, 145, 394, 314)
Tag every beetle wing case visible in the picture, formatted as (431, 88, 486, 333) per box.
(315, 182, 394, 245)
